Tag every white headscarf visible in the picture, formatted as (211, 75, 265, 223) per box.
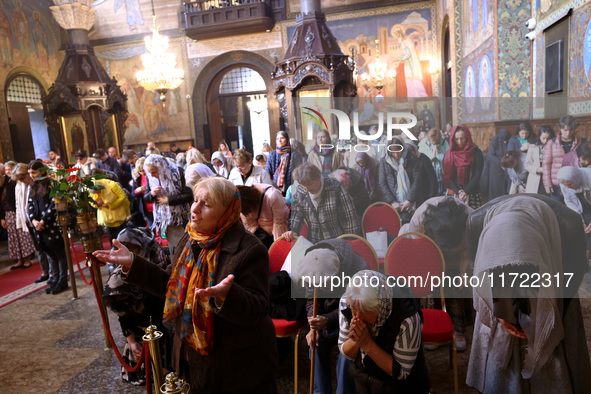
(211, 151, 229, 178)
(557, 166, 591, 214)
(144, 154, 188, 231)
(385, 153, 411, 203)
(185, 163, 215, 189)
(15, 181, 30, 233)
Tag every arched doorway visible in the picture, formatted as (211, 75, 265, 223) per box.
(192, 51, 278, 159)
(5, 73, 50, 163)
(440, 16, 453, 127)
(207, 66, 270, 156)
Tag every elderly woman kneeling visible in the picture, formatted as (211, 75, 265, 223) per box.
(338, 270, 430, 394)
(93, 177, 277, 393)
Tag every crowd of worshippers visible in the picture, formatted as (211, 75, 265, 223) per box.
(2, 115, 591, 393)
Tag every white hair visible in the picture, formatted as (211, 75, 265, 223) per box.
(343, 282, 380, 314)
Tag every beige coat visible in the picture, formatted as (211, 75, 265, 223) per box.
(525, 144, 542, 193)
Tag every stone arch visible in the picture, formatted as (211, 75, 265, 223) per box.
(192, 50, 279, 155)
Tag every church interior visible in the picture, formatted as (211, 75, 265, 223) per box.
(2, 0, 591, 393)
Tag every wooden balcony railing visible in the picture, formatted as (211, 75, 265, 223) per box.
(183, 0, 276, 40)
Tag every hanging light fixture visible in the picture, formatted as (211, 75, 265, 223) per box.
(136, 0, 183, 102)
(360, 39, 396, 100)
(246, 94, 268, 114)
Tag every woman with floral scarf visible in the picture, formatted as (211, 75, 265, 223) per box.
(143, 154, 192, 253)
(308, 129, 344, 175)
(338, 270, 430, 394)
(93, 178, 277, 393)
(266, 130, 303, 193)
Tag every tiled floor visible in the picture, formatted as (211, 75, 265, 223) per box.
(1, 240, 590, 393)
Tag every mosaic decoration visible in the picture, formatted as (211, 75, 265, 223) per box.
(498, 0, 532, 120)
(454, 0, 464, 121)
(532, 30, 545, 117)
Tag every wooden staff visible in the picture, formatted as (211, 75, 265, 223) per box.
(309, 286, 317, 394)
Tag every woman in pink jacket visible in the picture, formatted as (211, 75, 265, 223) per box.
(543, 115, 584, 202)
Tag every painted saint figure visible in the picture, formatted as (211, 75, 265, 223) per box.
(393, 27, 428, 97)
(0, 1, 13, 64)
(479, 56, 492, 110)
(114, 0, 145, 30)
(31, 11, 49, 69)
(12, 0, 30, 57)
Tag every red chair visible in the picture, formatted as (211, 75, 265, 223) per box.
(385, 232, 458, 394)
(268, 236, 306, 394)
(338, 234, 379, 271)
(268, 236, 293, 274)
(361, 202, 402, 237)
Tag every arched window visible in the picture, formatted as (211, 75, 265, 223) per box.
(219, 67, 266, 95)
(6, 74, 44, 104)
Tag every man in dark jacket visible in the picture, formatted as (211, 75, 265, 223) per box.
(94, 149, 121, 181)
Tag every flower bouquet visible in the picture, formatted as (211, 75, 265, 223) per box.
(37, 166, 107, 233)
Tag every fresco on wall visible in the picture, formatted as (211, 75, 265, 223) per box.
(89, 0, 179, 41)
(286, 6, 436, 99)
(100, 41, 189, 145)
(535, 0, 569, 19)
(462, 0, 494, 57)
(0, 0, 62, 86)
(439, 0, 452, 22)
(287, 0, 400, 15)
(568, 2, 591, 106)
(462, 42, 497, 122)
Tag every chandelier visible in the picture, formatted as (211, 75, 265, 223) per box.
(136, 4, 183, 102)
(246, 94, 268, 114)
(360, 39, 396, 97)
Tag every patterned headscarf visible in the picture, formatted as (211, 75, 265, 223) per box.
(144, 154, 189, 232)
(162, 188, 241, 354)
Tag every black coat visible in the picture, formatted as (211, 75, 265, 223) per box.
(378, 155, 422, 205)
(446, 147, 484, 195)
(124, 221, 278, 392)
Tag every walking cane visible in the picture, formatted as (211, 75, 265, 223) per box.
(309, 287, 317, 394)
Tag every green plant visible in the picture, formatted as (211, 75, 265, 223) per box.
(38, 167, 107, 215)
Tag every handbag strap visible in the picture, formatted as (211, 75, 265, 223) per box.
(256, 186, 273, 221)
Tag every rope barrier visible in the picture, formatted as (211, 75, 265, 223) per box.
(87, 253, 146, 374)
(145, 345, 152, 394)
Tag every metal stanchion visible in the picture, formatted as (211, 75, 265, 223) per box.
(84, 232, 111, 349)
(160, 372, 190, 394)
(143, 318, 164, 393)
(57, 211, 77, 299)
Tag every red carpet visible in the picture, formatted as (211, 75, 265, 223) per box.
(0, 261, 46, 298)
(0, 235, 110, 308)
